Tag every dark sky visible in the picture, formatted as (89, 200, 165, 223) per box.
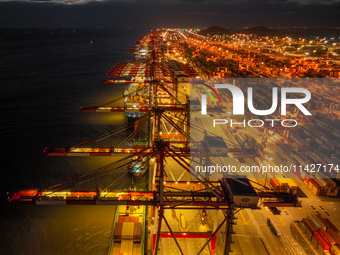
(0, 0, 339, 29)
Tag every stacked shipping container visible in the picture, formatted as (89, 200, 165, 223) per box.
(111, 207, 143, 255)
(299, 215, 340, 255)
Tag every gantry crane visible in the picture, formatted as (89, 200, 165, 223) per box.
(8, 29, 300, 255)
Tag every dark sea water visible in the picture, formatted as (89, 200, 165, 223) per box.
(0, 28, 149, 255)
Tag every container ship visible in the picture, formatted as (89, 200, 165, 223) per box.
(109, 205, 146, 255)
(124, 80, 149, 118)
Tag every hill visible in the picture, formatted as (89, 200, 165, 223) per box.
(198, 26, 231, 36)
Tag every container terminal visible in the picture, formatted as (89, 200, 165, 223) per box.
(7, 28, 340, 255)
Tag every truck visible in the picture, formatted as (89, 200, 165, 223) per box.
(180, 214, 186, 229)
(268, 217, 281, 237)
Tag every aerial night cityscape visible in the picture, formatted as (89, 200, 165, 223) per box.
(0, 0, 340, 255)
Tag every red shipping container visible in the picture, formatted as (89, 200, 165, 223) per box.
(324, 218, 339, 234)
(313, 232, 330, 251)
(318, 228, 336, 246)
(118, 216, 129, 223)
(129, 216, 139, 223)
(270, 178, 281, 191)
(328, 228, 340, 244)
(114, 222, 123, 239)
(294, 168, 302, 178)
(309, 179, 320, 189)
(133, 222, 142, 240)
(303, 218, 317, 235)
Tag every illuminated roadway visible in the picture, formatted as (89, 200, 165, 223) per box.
(189, 85, 309, 255)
